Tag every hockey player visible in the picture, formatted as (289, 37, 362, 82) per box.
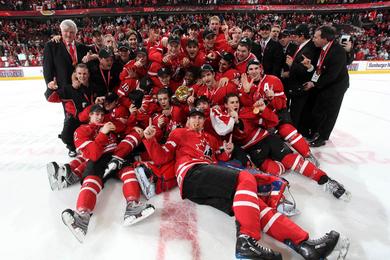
(117, 47, 148, 97)
(152, 88, 186, 141)
(233, 37, 257, 74)
(193, 64, 238, 106)
(184, 39, 206, 68)
(224, 93, 351, 201)
(59, 104, 154, 243)
(142, 107, 348, 260)
(45, 63, 102, 157)
(241, 59, 319, 166)
(215, 51, 240, 86)
(149, 67, 181, 96)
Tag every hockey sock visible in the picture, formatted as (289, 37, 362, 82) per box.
(281, 154, 326, 183)
(260, 159, 286, 176)
(74, 162, 87, 179)
(118, 166, 141, 201)
(114, 131, 142, 159)
(278, 123, 310, 157)
(69, 156, 86, 178)
(76, 175, 103, 213)
(233, 171, 261, 240)
(258, 198, 309, 245)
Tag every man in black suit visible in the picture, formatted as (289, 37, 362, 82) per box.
(43, 19, 89, 156)
(44, 19, 89, 100)
(258, 24, 284, 77)
(279, 29, 298, 106)
(241, 25, 262, 61)
(285, 24, 320, 135)
(303, 26, 350, 147)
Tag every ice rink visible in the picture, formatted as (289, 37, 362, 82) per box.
(0, 73, 389, 260)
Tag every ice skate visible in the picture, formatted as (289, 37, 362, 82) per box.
(277, 198, 301, 217)
(134, 166, 156, 200)
(306, 152, 320, 167)
(327, 235, 350, 260)
(61, 209, 90, 243)
(47, 162, 79, 191)
(103, 156, 124, 178)
(286, 230, 341, 260)
(68, 149, 77, 158)
(123, 201, 155, 226)
(324, 178, 351, 202)
(235, 234, 282, 260)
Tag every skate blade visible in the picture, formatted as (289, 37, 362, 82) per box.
(340, 191, 352, 203)
(144, 184, 156, 200)
(61, 211, 85, 243)
(47, 162, 59, 191)
(123, 206, 155, 226)
(283, 208, 301, 217)
(134, 167, 156, 200)
(235, 254, 267, 260)
(326, 236, 350, 260)
(307, 156, 320, 167)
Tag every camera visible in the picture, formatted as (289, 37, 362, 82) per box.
(340, 35, 351, 45)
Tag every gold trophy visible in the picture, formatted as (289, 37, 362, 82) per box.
(173, 85, 193, 102)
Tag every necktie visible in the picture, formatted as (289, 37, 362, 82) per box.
(319, 49, 325, 61)
(261, 40, 266, 50)
(68, 43, 77, 65)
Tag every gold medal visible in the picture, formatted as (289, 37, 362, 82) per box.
(253, 106, 260, 114)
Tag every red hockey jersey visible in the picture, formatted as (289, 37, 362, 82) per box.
(233, 107, 279, 150)
(239, 74, 287, 111)
(193, 82, 238, 106)
(74, 123, 118, 161)
(143, 128, 231, 194)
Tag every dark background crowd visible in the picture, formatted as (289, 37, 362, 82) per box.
(0, 4, 389, 67)
(0, 0, 385, 11)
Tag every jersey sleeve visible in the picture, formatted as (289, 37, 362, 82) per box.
(266, 76, 287, 110)
(210, 107, 235, 136)
(74, 126, 109, 161)
(143, 131, 179, 165)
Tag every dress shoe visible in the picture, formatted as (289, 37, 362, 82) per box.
(309, 137, 326, 147)
(305, 132, 320, 143)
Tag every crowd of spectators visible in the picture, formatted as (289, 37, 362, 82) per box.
(0, 0, 384, 11)
(0, 10, 388, 67)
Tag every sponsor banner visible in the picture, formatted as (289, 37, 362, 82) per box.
(0, 69, 24, 77)
(0, 67, 43, 79)
(0, 62, 388, 80)
(366, 61, 390, 70)
(347, 62, 360, 72)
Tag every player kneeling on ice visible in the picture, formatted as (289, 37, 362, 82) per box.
(142, 107, 349, 260)
(57, 104, 154, 243)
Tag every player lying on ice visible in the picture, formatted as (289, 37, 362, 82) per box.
(140, 107, 349, 260)
(48, 104, 155, 243)
(215, 92, 351, 201)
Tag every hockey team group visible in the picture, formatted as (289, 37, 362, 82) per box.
(43, 16, 353, 259)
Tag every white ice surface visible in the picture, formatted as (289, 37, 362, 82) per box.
(0, 73, 389, 260)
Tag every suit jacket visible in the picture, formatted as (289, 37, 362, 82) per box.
(43, 41, 89, 100)
(251, 42, 262, 61)
(287, 40, 320, 96)
(261, 39, 284, 77)
(281, 42, 298, 73)
(313, 42, 349, 96)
